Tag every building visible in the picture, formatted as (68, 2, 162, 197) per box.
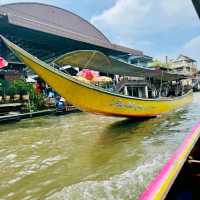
(170, 55, 198, 76)
(169, 55, 198, 88)
(0, 2, 143, 65)
(193, 70, 200, 91)
(0, 62, 25, 81)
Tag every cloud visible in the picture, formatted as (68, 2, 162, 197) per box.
(91, 0, 200, 61)
(91, 0, 151, 30)
(181, 35, 200, 63)
(91, 0, 198, 37)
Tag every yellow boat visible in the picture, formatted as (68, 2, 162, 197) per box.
(1, 35, 193, 118)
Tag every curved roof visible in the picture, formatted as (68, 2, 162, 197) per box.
(0, 2, 112, 48)
(0, 2, 143, 59)
(53, 50, 187, 81)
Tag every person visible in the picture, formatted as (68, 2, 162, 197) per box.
(48, 90, 54, 98)
(55, 96, 66, 113)
(35, 81, 42, 94)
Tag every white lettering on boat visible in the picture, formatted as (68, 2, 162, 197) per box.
(110, 101, 144, 110)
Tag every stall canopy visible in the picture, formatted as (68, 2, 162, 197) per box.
(53, 50, 188, 81)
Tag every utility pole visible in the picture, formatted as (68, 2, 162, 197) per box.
(166, 56, 169, 72)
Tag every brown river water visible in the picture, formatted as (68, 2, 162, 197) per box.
(0, 93, 200, 200)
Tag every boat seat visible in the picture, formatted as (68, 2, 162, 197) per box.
(188, 159, 200, 176)
(188, 159, 200, 164)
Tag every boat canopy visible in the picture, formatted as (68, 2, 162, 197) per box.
(53, 50, 187, 81)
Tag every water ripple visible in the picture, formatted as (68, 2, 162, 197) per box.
(0, 93, 200, 199)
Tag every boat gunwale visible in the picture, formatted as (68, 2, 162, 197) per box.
(1, 35, 193, 102)
(138, 120, 200, 200)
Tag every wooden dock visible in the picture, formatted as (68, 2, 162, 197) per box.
(0, 109, 55, 123)
(0, 106, 80, 123)
(0, 103, 23, 116)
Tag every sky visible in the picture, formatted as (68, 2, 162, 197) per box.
(0, 0, 200, 65)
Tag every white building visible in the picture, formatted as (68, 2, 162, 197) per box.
(170, 55, 198, 76)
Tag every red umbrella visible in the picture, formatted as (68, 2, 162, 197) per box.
(77, 69, 99, 80)
(0, 57, 8, 68)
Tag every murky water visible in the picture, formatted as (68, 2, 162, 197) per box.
(0, 93, 200, 200)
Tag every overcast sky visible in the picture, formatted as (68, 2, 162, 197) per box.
(1, 0, 200, 65)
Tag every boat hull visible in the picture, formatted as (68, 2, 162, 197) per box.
(1, 36, 193, 118)
(138, 121, 200, 200)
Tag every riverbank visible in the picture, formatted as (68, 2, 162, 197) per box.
(0, 106, 80, 123)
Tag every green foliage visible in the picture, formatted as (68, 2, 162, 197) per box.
(26, 83, 45, 111)
(16, 79, 45, 111)
(6, 85, 17, 96)
(0, 78, 10, 90)
(0, 78, 10, 96)
(148, 59, 169, 69)
(0, 78, 45, 110)
(13, 80, 29, 95)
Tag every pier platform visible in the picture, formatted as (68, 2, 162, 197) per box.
(0, 106, 80, 123)
(0, 103, 23, 115)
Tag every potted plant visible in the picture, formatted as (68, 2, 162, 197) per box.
(5, 94, 10, 102)
(13, 79, 29, 101)
(21, 88, 29, 101)
(12, 82, 20, 101)
(14, 92, 20, 101)
(6, 86, 17, 101)
(0, 89, 3, 102)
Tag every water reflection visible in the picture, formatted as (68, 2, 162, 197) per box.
(102, 108, 187, 141)
(107, 118, 151, 132)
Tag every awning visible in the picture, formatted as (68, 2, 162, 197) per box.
(53, 50, 187, 81)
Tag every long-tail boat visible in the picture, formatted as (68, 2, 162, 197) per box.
(138, 121, 200, 200)
(1, 35, 193, 118)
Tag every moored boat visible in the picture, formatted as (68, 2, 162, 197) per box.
(1, 35, 193, 118)
(138, 121, 200, 200)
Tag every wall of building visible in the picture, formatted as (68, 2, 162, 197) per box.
(170, 55, 198, 76)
